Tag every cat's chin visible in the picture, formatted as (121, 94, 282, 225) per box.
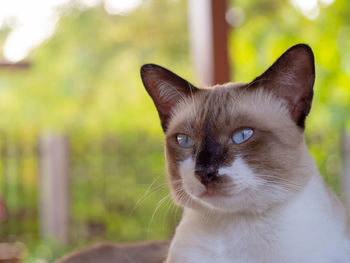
(198, 189, 228, 198)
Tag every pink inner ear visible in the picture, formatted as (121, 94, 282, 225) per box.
(250, 44, 315, 128)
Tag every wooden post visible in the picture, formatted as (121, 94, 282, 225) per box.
(341, 131, 350, 214)
(39, 134, 70, 244)
(188, 0, 230, 86)
(0, 61, 30, 69)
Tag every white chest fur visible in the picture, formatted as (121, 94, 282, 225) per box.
(166, 175, 350, 263)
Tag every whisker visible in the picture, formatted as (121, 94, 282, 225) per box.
(162, 197, 177, 230)
(147, 193, 172, 237)
(131, 178, 183, 215)
(130, 178, 167, 215)
(146, 184, 185, 236)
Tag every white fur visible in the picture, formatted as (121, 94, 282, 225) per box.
(218, 157, 262, 191)
(179, 157, 205, 197)
(168, 158, 350, 263)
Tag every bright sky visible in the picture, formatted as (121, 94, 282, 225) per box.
(0, 0, 142, 62)
(289, 0, 334, 20)
(0, 0, 334, 63)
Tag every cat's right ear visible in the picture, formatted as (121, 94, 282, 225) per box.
(140, 64, 198, 132)
(249, 44, 315, 129)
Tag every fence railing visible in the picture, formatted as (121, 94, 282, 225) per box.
(0, 133, 39, 241)
(0, 132, 174, 246)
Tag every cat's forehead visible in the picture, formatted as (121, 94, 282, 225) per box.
(192, 85, 238, 122)
(168, 83, 293, 136)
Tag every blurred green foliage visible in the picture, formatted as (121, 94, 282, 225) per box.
(0, 0, 192, 135)
(0, 0, 349, 262)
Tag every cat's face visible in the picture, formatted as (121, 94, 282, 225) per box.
(141, 44, 315, 214)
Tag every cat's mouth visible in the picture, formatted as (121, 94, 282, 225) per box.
(197, 184, 231, 198)
(199, 189, 228, 198)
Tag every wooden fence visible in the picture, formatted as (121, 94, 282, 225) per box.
(0, 132, 172, 246)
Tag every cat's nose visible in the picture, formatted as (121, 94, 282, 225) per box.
(194, 166, 218, 186)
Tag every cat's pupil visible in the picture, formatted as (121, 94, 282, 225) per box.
(177, 134, 194, 148)
(232, 129, 253, 144)
(243, 130, 249, 139)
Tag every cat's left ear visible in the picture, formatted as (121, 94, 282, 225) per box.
(140, 64, 199, 132)
(250, 44, 315, 128)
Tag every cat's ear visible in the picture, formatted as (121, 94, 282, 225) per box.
(140, 64, 199, 132)
(250, 44, 315, 128)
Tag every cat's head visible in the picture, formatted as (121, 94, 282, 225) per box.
(141, 44, 315, 214)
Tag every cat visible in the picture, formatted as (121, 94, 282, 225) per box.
(55, 240, 170, 263)
(140, 44, 350, 263)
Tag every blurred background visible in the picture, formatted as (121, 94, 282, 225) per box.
(0, 0, 349, 262)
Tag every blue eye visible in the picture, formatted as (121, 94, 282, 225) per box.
(176, 134, 195, 148)
(231, 129, 254, 144)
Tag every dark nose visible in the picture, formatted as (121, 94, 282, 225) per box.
(194, 166, 218, 186)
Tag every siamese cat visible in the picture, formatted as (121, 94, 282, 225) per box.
(141, 44, 350, 263)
